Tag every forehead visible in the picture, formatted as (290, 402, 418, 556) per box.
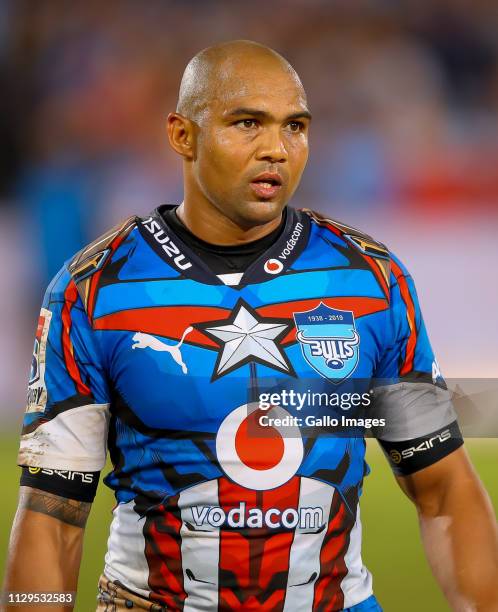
(208, 59, 308, 117)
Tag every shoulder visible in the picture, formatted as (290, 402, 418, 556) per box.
(67, 215, 138, 315)
(302, 208, 395, 298)
(301, 208, 389, 257)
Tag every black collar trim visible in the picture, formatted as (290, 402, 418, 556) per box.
(136, 204, 311, 287)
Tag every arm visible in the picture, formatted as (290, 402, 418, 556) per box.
(4, 261, 110, 610)
(396, 446, 498, 611)
(2, 486, 91, 611)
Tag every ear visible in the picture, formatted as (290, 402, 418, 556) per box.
(167, 112, 195, 160)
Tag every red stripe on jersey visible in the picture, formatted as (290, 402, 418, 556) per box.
(61, 281, 91, 396)
(321, 221, 343, 238)
(218, 477, 299, 611)
(313, 493, 351, 611)
(218, 482, 256, 605)
(259, 297, 387, 344)
(362, 254, 389, 300)
(312, 215, 390, 300)
(87, 231, 131, 321)
(258, 480, 299, 610)
(94, 305, 229, 347)
(391, 260, 417, 375)
(143, 496, 186, 610)
(94, 296, 387, 352)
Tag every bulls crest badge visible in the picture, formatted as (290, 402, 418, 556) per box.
(293, 302, 360, 384)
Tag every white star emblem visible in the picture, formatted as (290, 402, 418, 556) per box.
(198, 301, 294, 380)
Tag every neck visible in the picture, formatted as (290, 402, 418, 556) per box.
(177, 187, 283, 246)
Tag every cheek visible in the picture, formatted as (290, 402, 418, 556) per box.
(197, 131, 251, 190)
(287, 138, 309, 178)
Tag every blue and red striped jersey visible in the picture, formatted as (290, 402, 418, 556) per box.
(18, 206, 460, 611)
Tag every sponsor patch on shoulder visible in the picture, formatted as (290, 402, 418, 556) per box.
(26, 308, 52, 413)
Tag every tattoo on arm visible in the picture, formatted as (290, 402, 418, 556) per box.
(19, 487, 91, 528)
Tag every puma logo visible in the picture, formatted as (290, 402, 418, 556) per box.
(132, 327, 193, 374)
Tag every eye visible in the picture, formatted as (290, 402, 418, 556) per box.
(287, 120, 304, 132)
(236, 119, 258, 129)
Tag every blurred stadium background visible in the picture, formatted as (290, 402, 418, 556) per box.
(0, 1, 496, 610)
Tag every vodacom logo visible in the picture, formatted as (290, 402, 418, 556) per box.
(216, 404, 304, 490)
(264, 259, 284, 275)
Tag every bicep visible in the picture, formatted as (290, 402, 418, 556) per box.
(395, 446, 480, 515)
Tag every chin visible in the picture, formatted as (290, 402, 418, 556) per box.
(235, 200, 286, 227)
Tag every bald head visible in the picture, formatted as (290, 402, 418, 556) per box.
(168, 40, 310, 232)
(177, 40, 306, 122)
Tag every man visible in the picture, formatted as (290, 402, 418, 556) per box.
(3, 40, 498, 612)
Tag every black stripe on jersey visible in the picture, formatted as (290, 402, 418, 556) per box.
(110, 389, 216, 441)
(379, 420, 463, 476)
(21, 392, 96, 435)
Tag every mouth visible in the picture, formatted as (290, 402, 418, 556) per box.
(250, 173, 283, 200)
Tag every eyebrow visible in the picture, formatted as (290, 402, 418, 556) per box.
(225, 107, 312, 122)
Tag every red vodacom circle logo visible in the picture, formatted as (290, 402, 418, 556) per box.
(216, 404, 303, 490)
(264, 259, 284, 275)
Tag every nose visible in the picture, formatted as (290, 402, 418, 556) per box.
(255, 127, 288, 163)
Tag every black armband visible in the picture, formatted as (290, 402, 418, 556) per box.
(20, 466, 100, 502)
(378, 420, 463, 476)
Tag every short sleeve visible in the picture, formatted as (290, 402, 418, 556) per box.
(17, 264, 111, 472)
(371, 252, 460, 445)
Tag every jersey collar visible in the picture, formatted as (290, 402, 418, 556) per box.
(136, 204, 311, 288)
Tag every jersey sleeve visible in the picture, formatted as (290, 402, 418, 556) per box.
(371, 252, 463, 475)
(18, 264, 111, 472)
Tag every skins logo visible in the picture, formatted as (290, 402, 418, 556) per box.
(28, 467, 94, 482)
(293, 302, 360, 384)
(394, 430, 452, 461)
(27, 308, 52, 413)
